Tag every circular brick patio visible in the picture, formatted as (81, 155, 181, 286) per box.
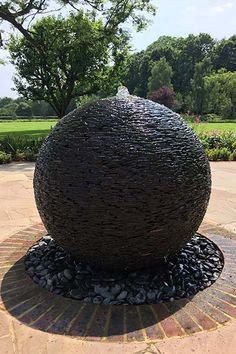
(0, 224, 236, 343)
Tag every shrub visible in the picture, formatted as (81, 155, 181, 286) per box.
(0, 151, 12, 164)
(218, 147, 231, 160)
(230, 150, 236, 161)
(0, 129, 234, 164)
(181, 114, 195, 123)
(206, 147, 231, 161)
(0, 135, 45, 163)
(206, 148, 221, 161)
(149, 87, 176, 108)
(198, 131, 236, 151)
(15, 150, 37, 162)
(0, 135, 45, 159)
(204, 114, 223, 122)
(198, 131, 236, 161)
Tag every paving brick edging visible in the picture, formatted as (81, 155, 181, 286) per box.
(0, 224, 236, 343)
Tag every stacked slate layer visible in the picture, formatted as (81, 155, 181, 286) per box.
(34, 96, 211, 271)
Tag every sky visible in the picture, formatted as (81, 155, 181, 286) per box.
(0, 0, 235, 98)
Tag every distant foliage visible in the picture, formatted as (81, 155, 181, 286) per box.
(213, 35, 236, 72)
(147, 58, 173, 94)
(0, 97, 56, 117)
(204, 70, 236, 119)
(124, 34, 236, 117)
(149, 86, 176, 108)
(191, 57, 212, 114)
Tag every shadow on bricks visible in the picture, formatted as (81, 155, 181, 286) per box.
(1, 227, 236, 343)
(0, 256, 189, 341)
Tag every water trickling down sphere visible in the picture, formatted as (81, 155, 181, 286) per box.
(116, 85, 130, 98)
(34, 92, 211, 271)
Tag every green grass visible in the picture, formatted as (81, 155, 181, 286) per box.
(0, 120, 235, 138)
(190, 122, 236, 133)
(0, 120, 58, 137)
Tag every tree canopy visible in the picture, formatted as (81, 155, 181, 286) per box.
(204, 70, 236, 119)
(147, 57, 173, 94)
(0, 0, 155, 48)
(124, 33, 236, 118)
(213, 36, 236, 72)
(9, 12, 126, 117)
(191, 57, 212, 114)
(0, 97, 57, 117)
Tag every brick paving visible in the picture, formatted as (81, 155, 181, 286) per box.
(0, 224, 236, 353)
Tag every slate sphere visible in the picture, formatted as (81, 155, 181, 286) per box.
(34, 96, 211, 271)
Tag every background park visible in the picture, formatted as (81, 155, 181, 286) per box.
(0, 1, 236, 354)
(0, 0, 235, 164)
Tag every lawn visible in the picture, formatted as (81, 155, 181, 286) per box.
(0, 119, 235, 163)
(0, 120, 235, 138)
(0, 120, 57, 137)
(190, 122, 236, 133)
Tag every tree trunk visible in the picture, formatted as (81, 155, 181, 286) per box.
(48, 99, 69, 119)
(54, 103, 69, 119)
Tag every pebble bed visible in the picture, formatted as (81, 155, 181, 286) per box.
(24, 234, 224, 305)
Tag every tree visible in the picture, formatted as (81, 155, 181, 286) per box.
(148, 57, 173, 94)
(8, 13, 124, 118)
(145, 34, 215, 95)
(15, 101, 32, 116)
(31, 100, 56, 116)
(124, 52, 151, 97)
(124, 37, 179, 97)
(191, 57, 212, 114)
(0, 98, 18, 116)
(0, 97, 58, 117)
(0, 0, 155, 49)
(124, 33, 236, 115)
(0, 97, 14, 108)
(124, 52, 143, 95)
(134, 55, 151, 97)
(175, 33, 215, 94)
(149, 86, 176, 108)
(213, 36, 236, 72)
(204, 70, 236, 119)
(147, 36, 181, 63)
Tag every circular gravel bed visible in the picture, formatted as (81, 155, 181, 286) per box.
(24, 234, 224, 305)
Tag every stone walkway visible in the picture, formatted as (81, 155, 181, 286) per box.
(207, 162, 236, 235)
(0, 163, 40, 242)
(0, 161, 236, 354)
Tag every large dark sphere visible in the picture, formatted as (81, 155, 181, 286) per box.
(34, 96, 211, 271)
